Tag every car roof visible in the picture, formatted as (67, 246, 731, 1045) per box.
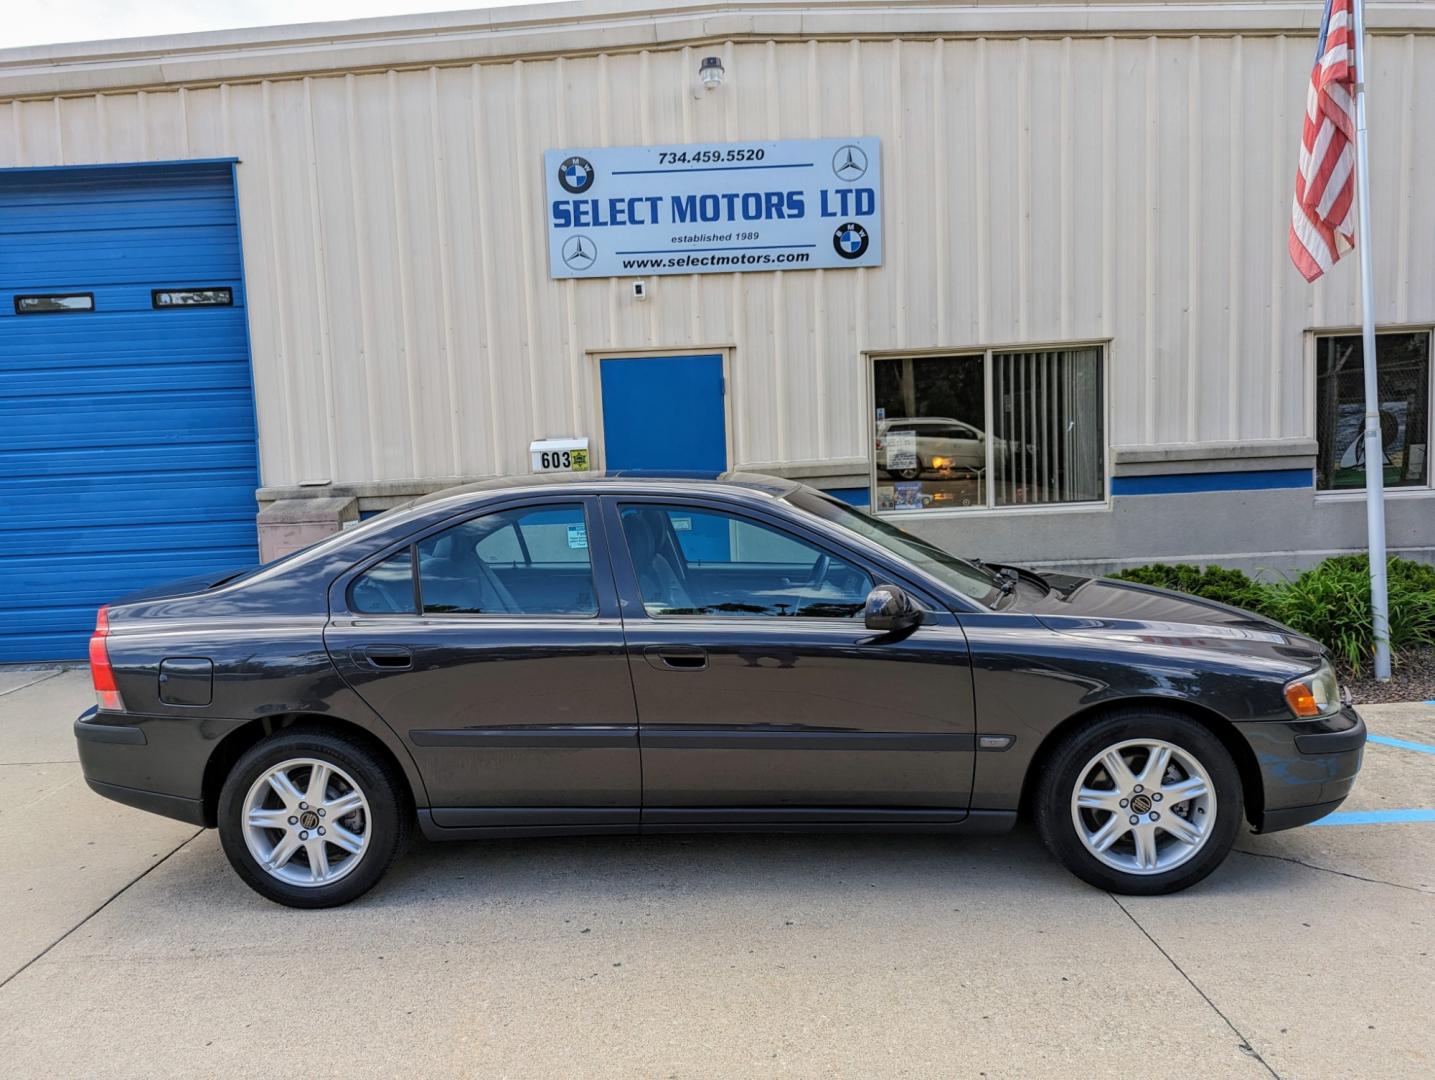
(878, 416, 965, 426)
(411, 470, 802, 507)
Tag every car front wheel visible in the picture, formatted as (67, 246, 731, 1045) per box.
(217, 729, 410, 908)
(1034, 709, 1243, 895)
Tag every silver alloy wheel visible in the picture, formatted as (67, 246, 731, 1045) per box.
(1069, 738, 1216, 875)
(240, 757, 371, 887)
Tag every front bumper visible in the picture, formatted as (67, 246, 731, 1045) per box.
(74, 707, 246, 827)
(1237, 706, 1366, 833)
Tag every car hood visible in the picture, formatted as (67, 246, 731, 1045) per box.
(1004, 570, 1325, 668)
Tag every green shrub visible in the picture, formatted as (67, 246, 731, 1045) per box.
(1109, 562, 1274, 614)
(1109, 555, 1435, 675)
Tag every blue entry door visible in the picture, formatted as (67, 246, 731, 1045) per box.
(599, 354, 727, 474)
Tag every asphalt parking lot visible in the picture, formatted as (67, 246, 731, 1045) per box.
(1, 668, 1432, 1079)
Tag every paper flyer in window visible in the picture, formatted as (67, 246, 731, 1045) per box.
(885, 430, 918, 470)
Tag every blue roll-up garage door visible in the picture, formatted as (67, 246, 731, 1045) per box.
(0, 161, 260, 662)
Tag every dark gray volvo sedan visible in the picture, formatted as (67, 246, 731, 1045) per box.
(75, 474, 1365, 907)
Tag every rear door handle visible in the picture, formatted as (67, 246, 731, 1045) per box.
(354, 645, 413, 670)
(643, 646, 707, 672)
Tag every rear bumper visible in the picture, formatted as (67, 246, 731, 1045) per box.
(74, 707, 245, 827)
(83, 777, 207, 826)
(1238, 707, 1366, 834)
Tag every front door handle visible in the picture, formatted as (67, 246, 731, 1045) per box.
(354, 645, 413, 670)
(643, 646, 707, 672)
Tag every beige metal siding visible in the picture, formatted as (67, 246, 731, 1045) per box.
(3, 30, 1433, 489)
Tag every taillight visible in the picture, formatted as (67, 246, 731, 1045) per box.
(89, 606, 124, 712)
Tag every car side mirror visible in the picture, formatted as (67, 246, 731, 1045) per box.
(864, 584, 924, 634)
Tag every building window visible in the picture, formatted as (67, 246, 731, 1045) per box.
(14, 293, 93, 314)
(872, 346, 1105, 512)
(1315, 330, 1431, 492)
(152, 288, 233, 308)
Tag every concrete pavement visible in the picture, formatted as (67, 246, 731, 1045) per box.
(1, 672, 1431, 1079)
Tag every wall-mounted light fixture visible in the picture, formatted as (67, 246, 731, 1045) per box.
(698, 55, 725, 91)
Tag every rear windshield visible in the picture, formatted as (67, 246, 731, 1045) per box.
(786, 489, 1003, 606)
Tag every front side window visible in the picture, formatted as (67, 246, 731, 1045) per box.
(872, 346, 1105, 512)
(620, 505, 872, 618)
(787, 489, 1003, 606)
(1315, 330, 1430, 491)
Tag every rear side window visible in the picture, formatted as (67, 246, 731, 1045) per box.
(350, 547, 417, 614)
(417, 504, 596, 616)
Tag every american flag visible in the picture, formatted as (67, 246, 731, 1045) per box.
(1289, 0, 1358, 282)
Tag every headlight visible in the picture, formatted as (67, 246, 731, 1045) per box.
(1283, 659, 1342, 718)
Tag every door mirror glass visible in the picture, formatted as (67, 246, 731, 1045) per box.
(864, 584, 923, 633)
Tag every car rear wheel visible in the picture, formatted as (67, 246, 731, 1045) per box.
(1034, 709, 1243, 895)
(218, 729, 410, 908)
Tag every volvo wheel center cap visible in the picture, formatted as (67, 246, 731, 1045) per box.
(1130, 793, 1153, 815)
(299, 810, 321, 830)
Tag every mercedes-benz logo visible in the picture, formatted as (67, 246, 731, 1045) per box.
(832, 221, 869, 260)
(558, 155, 595, 194)
(832, 143, 868, 182)
(561, 234, 597, 271)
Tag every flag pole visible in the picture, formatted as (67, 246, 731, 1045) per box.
(1351, 0, 1391, 680)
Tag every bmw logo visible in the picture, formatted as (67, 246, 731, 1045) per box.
(833, 221, 869, 260)
(558, 155, 595, 194)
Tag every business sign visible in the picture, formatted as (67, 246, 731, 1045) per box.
(544, 137, 881, 279)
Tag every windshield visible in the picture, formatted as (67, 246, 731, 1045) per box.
(787, 489, 1003, 606)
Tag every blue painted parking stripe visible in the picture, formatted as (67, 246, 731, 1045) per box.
(1309, 809, 1435, 826)
(1366, 733, 1435, 756)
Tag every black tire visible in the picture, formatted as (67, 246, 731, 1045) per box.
(217, 728, 411, 908)
(1033, 708, 1243, 896)
(887, 459, 923, 481)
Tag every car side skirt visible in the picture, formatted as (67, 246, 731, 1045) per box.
(416, 807, 1017, 841)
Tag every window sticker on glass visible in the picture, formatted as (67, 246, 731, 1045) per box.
(566, 523, 588, 549)
(671, 516, 693, 531)
(15, 293, 94, 314)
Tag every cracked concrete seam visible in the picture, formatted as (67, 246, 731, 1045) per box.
(1233, 847, 1433, 895)
(0, 827, 203, 994)
(0, 669, 65, 699)
(1109, 893, 1282, 1080)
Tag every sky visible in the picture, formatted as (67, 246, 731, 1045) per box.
(6, 0, 534, 49)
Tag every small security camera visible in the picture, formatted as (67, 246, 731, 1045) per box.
(632, 280, 648, 301)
